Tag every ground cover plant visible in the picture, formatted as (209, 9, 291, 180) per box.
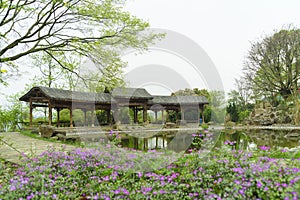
(0, 131, 299, 199)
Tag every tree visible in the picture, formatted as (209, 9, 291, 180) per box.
(243, 27, 300, 101)
(171, 88, 225, 123)
(226, 89, 253, 123)
(30, 51, 81, 90)
(209, 90, 226, 123)
(0, 0, 162, 84)
(234, 78, 253, 107)
(0, 94, 28, 131)
(171, 88, 211, 122)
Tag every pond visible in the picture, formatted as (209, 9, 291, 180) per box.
(117, 128, 300, 152)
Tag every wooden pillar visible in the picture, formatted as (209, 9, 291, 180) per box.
(135, 107, 139, 123)
(143, 104, 147, 123)
(176, 110, 179, 124)
(107, 109, 111, 124)
(114, 106, 120, 125)
(181, 109, 185, 120)
(161, 110, 164, 124)
(165, 110, 168, 123)
(134, 137, 138, 149)
(48, 101, 52, 126)
(29, 98, 33, 127)
(202, 106, 205, 124)
(133, 107, 138, 123)
(198, 107, 200, 125)
(69, 108, 73, 128)
(83, 109, 87, 127)
(155, 135, 158, 149)
(91, 109, 95, 127)
(57, 108, 61, 127)
(155, 111, 158, 122)
(143, 138, 148, 151)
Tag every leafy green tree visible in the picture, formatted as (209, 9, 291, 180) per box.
(243, 26, 300, 101)
(0, 94, 28, 132)
(226, 102, 239, 122)
(0, 0, 162, 85)
(209, 90, 226, 123)
(171, 88, 225, 123)
(227, 89, 253, 123)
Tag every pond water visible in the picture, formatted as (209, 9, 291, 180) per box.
(119, 129, 300, 152)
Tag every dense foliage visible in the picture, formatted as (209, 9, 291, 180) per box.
(0, 132, 299, 199)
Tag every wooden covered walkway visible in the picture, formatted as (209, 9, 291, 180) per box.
(19, 86, 209, 128)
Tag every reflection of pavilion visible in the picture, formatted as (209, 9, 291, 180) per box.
(19, 86, 209, 127)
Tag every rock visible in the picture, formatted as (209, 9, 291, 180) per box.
(53, 130, 67, 136)
(178, 120, 187, 126)
(260, 119, 274, 126)
(65, 135, 80, 143)
(56, 133, 80, 143)
(284, 115, 292, 124)
(165, 122, 176, 128)
(285, 132, 300, 138)
(248, 102, 295, 125)
(56, 133, 66, 141)
(31, 129, 39, 134)
(39, 125, 55, 138)
(51, 136, 59, 140)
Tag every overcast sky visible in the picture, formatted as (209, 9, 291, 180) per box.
(1, 0, 300, 105)
(123, 0, 300, 93)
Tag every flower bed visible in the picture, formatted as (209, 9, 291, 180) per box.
(0, 135, 299, 199)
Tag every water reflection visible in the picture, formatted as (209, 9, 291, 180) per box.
(119, 129, 300, 151)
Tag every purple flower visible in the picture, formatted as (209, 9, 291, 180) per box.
(259, 146, 270, 151)
(281, 183, 288, 188)
(10, 185, 16, 191)
(256, 181, 262, 188)
(137, 172, 143, 178)
(159, 190, 166, 194)
(122, 188, 130, 195)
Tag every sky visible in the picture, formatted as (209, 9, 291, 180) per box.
(1, 0, 300, 105)
(123, 0, 300, 94)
